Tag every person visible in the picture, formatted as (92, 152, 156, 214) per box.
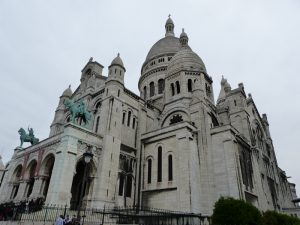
(64, 215, 71, 225)
(55, 215, 64, 225)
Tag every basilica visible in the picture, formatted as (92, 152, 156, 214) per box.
(0, 17, 297, 216)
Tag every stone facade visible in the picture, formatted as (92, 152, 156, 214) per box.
(0, 17, 297, 216)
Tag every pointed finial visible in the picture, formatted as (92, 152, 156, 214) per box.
(89, 57, 93, 62)
(117, 53, 120, 57)
(69, 84, 71, 89)
(168, 14, 171, 18)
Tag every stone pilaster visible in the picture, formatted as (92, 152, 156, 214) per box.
(29, 176, 44, 199)
(14, 181, 27, 202)
(45, 135, 77, 206)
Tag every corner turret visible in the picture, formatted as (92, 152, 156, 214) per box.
(49, 85, 73, 137)
(80, 57, 104, 93)
(107, 53, 126, 85)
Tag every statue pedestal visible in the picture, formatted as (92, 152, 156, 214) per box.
(14, 146, 23, 151)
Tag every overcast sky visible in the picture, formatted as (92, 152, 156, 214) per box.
(0, 0, 299, 195)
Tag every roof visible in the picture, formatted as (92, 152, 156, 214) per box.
(145, 36, 180, 62)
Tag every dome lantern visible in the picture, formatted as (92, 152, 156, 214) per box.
(179, 28, 189, 47)
(165, 14, 175, 37)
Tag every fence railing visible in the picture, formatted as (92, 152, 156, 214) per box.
(0, 204, 211, 225)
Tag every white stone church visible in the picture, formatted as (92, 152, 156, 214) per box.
(0, 17, 297, 216)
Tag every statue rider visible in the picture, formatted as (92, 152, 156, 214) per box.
(28, 127, 34, 138)
(78, 101, 85, 115)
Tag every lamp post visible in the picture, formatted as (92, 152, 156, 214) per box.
(77, 146, 93, 221)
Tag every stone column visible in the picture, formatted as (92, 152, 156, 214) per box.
(6, 183, 15, 201)
(29, 176, 44, 199)
(14, 180, 27, 202)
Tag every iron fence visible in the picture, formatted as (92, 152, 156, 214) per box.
(0, 204, 210, 225)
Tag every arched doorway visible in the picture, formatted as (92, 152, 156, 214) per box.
(70, 160, 94, 210)
(40, 154, 55, 198)
(25, 160, 37, 198)
(10, 165, 23, 199)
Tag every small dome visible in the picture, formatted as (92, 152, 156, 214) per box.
(165, 15, 175, 37)
(165, 16, 174, 25)
(167, 48, 206, 75)
(224, 80, 231, 92)
(62, 85, 72, 98)
(110, 53, 124, 67)
(180, 28, 188, 39)
(167, 30, 206, 75)
(221, 76, 227, 86)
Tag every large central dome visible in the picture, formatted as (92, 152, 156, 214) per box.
(145, 36, 180, 62)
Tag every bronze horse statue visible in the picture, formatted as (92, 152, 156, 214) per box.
(18, 128, 39, 147)
(64, 99, 92, 125)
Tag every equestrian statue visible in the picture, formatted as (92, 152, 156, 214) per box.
(18, 127, 39, 147)
(64, 99, 92, 125)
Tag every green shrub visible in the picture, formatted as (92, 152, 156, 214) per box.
(262, 210, 300, 225)
(212, 197, 262, 225)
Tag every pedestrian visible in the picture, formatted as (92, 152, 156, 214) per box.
(55, 215, 64, 225)
(64, 215, 71, 225)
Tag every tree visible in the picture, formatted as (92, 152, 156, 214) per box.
(212, 197, 262, 225)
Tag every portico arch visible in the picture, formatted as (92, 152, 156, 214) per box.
(40, 154, 55, 198)
(24, 160, 37, 198)
(10, 165, 23, 199)
(70, 158, 96, 210)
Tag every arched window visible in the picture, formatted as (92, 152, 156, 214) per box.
(122, 112, 126, 124)
(126, 176, 132, 197)
(127, 111, 131, 127)
(171, 83, 175, 96)
(147, 159, 152, 184)
(188, 79, 192, 92)
(96, 102, 101, 109)
(118, 174, 124, 196)
(143, 86, 147, 100)
(157, 147, 162, 182)
(168, 155, 173, 181)
(158, 79, 165, 94)
(170, 114, 183, 125)
(86, 69, 91, 75)
(150, 82, 155, 97)
(95, 116, 100, 133)
(132, 117, 136, 129)
(257, 126, 264, 150)
(176, 81, 180, 94)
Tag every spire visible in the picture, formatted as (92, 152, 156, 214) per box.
(165, 15, 175, 37)
(179, 28, 189, 47)
(217, 76, 231, 103)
